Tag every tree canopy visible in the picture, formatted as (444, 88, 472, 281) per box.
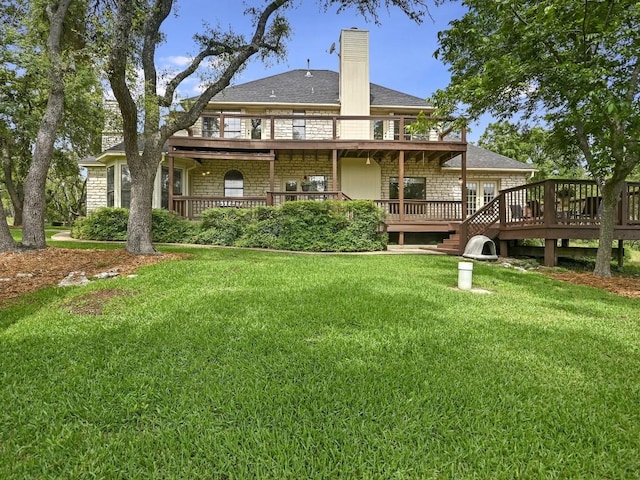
(0, 0, 103, 250)
(477, 121, 586, 181)
(432, 0, 640, 276)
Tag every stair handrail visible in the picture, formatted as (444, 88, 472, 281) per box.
(458, 194, 502, 251)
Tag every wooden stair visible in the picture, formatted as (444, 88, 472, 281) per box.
(436, 233, 462, 254)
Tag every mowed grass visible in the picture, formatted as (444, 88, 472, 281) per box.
(1, 245, 639, 479)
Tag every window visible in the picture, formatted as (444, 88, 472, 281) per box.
(250, 118, 262, 139)
(285, 180, 297, 201)
(106, 165, 115, 207)
(202, 116, 220, 138)
(373, 120, 384, 140)
(306, 175, 326, 192)
(121, 165, 131, 208)
(161, 166, 183, 209)
(202, 110, 241, 138)
(466, 181, 478, 215)
(224, 170, 244, 197)
(389, 177, 426, 199)
(292, 110, 305, 139)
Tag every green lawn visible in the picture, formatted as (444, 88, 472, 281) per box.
(1, 243, 639, 479)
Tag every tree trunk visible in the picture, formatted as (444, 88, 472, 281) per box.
(12, 190, 23, 227)
(20, 0, 73, 249)
(593, 179, 624, 277)
(0, 197, 17, 252)
(0, 142, 23, 226)
(126, 148, 161, 255)
(21, 88, 65, 248)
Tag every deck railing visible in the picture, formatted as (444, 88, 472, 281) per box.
(186, 113, 464, 143)
(172, 196, 267, 219)
(460, 179, 640, 245)
(375, 200, 462, 222)
(267, 191, 348, 206)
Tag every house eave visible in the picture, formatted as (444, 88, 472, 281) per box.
(442, 167, 537, 173)
(207, 101, 340, 110)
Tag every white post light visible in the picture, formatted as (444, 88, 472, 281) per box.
(458, 261, 474, 290)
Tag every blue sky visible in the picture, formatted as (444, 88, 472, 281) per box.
(155, 1, 490, 140)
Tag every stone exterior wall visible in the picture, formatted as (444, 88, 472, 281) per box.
(190, 152, 334, 196)
(85, 166, 107, 213)
(380, 159, 459, 200)
(189, 156, 530, 200)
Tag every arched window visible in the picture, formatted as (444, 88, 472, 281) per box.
(224, 170, 244, 197)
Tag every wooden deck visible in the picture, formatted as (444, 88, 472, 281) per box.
(170, 179, 640, 266)
(458, 179, 640, 266)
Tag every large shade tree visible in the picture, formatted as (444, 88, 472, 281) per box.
(478, 121, 586, 181)
(104, 0, 437, 255)
(0, 0, 101, 251)
(0, 19, 101, 231)
(431, 0, 640, 277)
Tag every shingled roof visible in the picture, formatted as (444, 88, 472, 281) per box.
(444, 143, 535, 171)
(209, 69, 428, 108)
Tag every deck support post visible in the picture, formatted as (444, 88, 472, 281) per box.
(399, 231, 405, 246)
(544, 238, 557, 266)
(399, 151, 405, 224)
(461, 127, 468, 219)
(168, 155, 174, 213)
(332, 149, 338, 191)
(618, 239, 624, 267)
(269, 151, 275, 193)
(499, 240, 509, 258)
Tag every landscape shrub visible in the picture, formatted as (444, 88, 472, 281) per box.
(72, 202, 386, 251)
(194, 200, 386, 252)
(71, 207, 129, 241)
(192, 208, 251, 246)
(71, 207, 195, 243)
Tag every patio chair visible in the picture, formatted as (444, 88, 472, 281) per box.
(509, 204, 524, 221)
(581, 196, 603, 218)
(525, 200, 542, 218)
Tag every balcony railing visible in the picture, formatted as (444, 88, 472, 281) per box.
(501, 180, 640, 227)
(186, 113, 464, 143)
(172, 196, 267, 219)
(375, 200, 462, 222)
(268, 191, 349, 206)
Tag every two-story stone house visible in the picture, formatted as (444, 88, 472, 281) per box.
(82, 28, 535, 245)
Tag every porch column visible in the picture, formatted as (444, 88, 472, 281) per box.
(269, 150, 275, 193)
(399, 150, 405, 223)
(332, 150, 338, 191)
(461, 126, 468, 219)
(168, 155, 174, 213)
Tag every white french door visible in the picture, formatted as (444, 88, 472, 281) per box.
(466, 181, 497, 215)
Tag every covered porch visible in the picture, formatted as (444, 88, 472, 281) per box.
(166, 113, 470, 241)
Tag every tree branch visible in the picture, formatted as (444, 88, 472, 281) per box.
(161, 0, 290, 139)
(142, 0, 173, 133)
(107, 0, 141, 160)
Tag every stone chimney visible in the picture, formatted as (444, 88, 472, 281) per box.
(101, 99, 124, 152)
(339, 28, 370, 139)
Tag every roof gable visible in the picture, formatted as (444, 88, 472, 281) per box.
(444, 144, 535, 171)
(208, 69, 428, 108)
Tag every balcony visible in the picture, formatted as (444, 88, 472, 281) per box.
(168, 113, 467, 159)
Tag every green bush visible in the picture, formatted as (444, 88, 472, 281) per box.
(150, 209, 198, 243)
(72, 202, 386, 251)
(194, 201, 386, 252)
(71, 207, 195, 243)
(71, 207, 129, 241)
